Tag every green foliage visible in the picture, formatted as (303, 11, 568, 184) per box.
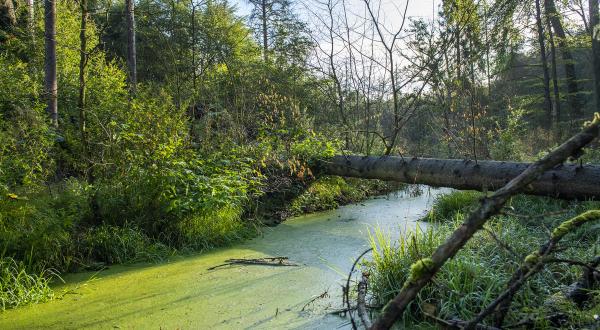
(425, 190, 482, 222)
(0, 258, 53, 311)
(0, 56, 53, 191)
(488, 107, 527, 161)
(0, 179, 91, 272)
(78, 225, 173, 265)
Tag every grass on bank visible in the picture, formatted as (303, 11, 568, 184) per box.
(366, 191, 600, 328)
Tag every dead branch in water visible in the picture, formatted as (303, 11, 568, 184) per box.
(207, 257, 299, 270)
(357, 272, 372, 328)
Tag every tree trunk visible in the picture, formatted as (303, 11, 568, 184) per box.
(591, 0, 600, 108)
(78, 0, 90, 168)
(321, 155, 600, 200)
(535, 0, 553, 126)
(544, 0, 583, 119)
(44, 0, 58, 127)
(125, 0, 137, 93)
(1, 0, 16, 28)
(261, 0, 268, 62)
(547, 13, 561, 137)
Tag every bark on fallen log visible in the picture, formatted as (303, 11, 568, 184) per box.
(321, 155, 600, 200)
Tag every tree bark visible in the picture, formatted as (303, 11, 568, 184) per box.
(547, 11, 561, 137)
(1, 0, 16, 27)
(321, 155, 600, 200)
(535, 0, 553, 126)
(591, 0, 600, 109)
(125, 0, 137, 93)
(44, 0, 58, 127)
(261, 0, 268, 62)
(544, 0, 583, 119)
(78, 0, 90, 169)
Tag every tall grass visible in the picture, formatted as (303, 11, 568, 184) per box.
(0, 257, 53, 310)
(366, 191, 600, 328)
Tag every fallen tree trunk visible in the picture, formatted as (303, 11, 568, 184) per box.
(321, 156, 600, 200)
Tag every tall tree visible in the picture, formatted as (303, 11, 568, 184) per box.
(44, 0, 58, 127)
(534, 0, 552, 126)
(126, 0, 137, 93)
(248, 0, 270, 61)
(591, 0, 600, 108)
(27, 0, 35, 35)
(544, 0, 583, 119)
(546, 3, 561, 133)
(79, 0, 90, 164)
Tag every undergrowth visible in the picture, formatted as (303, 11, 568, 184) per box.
(0, 258, 54, 311)
(366, 191, 600, 328)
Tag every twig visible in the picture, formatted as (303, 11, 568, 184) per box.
(301, 289, 330, 311)
(357, 272, 372, 328)
(483, 226, 520, 259)
(346, 248, 373, 330)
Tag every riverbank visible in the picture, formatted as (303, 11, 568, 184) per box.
(0, 175, 396, 312)
(0, 187, 447, 329)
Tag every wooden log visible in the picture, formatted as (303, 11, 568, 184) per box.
(321, 156, 600, 200)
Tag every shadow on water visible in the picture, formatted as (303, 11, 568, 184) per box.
(0, 185, 449, 330)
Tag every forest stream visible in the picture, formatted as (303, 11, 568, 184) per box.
(0, 187, 448, 329)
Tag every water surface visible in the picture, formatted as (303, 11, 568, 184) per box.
(1, 186, 447, 329)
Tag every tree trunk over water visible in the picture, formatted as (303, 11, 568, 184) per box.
(322, 155, 600, 200)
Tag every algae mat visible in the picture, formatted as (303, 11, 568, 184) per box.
(1, 187, 446, 329)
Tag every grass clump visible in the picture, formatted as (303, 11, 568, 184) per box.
(366, 191, 600, 328)
(0, 257, 53, 310)
(425, 190, 482, 222)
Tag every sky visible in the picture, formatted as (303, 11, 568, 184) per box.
(230, 0, 439, 25)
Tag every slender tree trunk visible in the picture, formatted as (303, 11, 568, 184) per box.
(261, 0, 268, 62)
(322, 155, 600, 200)
(125, 0, 137, 93)
(591, 0, 600, 108)
(544, 0, 583, 119)
(44, 0, 58, 127)
(78, 0, 90, 168)
(191, 1, 197, 94)
(535, 0, 553, 127)
(547, 12, 561, 138)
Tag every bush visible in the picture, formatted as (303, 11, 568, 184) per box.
(0, 179, 91, 272)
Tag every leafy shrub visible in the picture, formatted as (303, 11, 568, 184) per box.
(488, 107, 526, 161)
(0, 257, 53, 310)
(96, 154, 263, 247)
(0, 56, 54, 191)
